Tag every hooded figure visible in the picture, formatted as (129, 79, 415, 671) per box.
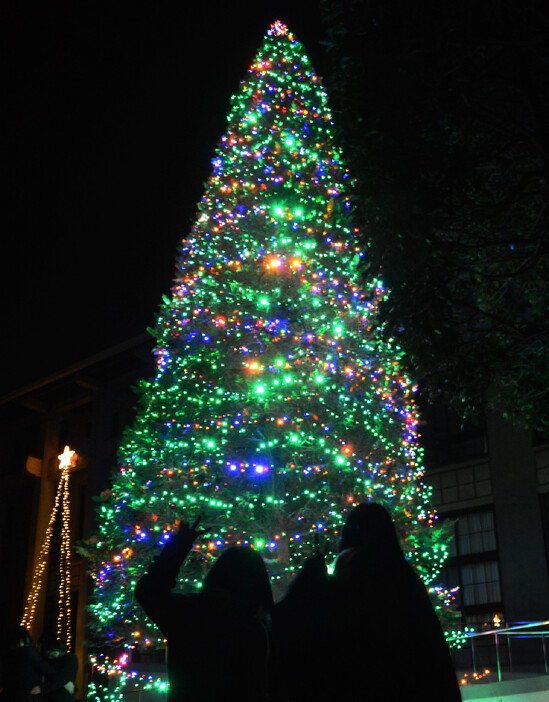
(36, 635, 77, 702)
(0, 626, 53, 701)
(334, 503, 461, 701)
(135, 519, 273, 702)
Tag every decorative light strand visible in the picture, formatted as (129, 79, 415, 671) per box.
(21, 446, 74, 651)
(58, 446, 73, 649)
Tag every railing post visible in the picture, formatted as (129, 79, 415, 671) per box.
(542, 635, 548, 674)
(508, 634, 513, 674)
(471, 636, 477, 677)
(495, 632, 502, 683)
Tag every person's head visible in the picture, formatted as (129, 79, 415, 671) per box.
(8, 626, 32, 649)
(339, 502, 402, 555)
(39, 634, 66, 659)
(203, 546, 273, 613)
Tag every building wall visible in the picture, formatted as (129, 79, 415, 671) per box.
(421, 403, 549, 673)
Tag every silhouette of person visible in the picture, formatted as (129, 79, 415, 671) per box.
(135, 517, 274, 702)
(0, 625, 53, 701)
(33, 635, 77, 701)
(271, 545, 337, 702)
(334, 502, 462, 701)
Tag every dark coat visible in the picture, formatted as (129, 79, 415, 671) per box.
(41, 653, 78, 702)
(0, 644, 53, 702)
(334, 552, 462, 701)
(273, 503, 462, 702)
(335, 503, 462, 702)
(271, 554, 340, 702)
(135, 536, 271, 702)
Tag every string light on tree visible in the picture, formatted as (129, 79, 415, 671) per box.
(83, 20, 462, 698)
(21, 445, 75, 651)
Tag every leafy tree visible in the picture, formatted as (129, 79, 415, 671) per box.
(320, 0, 549, 431)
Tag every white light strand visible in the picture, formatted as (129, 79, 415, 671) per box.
(21, 447, 74, 651)
(21, 474, 63, 630)
(58, 465, 72, 648)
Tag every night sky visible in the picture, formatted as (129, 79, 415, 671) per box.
(3, 1, 324, 394)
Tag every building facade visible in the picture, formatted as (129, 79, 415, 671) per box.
(420, 401, 549, 674)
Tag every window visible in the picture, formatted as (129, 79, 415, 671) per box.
(539, 491, 549, 571)
(456, 510, 497, 555)
(461, 561, 501, 606)
(442, 509, 503, 616)
(427, 463, 492, 507)
(418, 400, 487, 468)
(536, 448, 549, 486)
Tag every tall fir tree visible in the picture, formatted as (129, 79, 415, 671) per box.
(84, 20, 460, 697)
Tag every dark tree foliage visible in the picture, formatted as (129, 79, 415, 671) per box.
(319, 0, 549, 431)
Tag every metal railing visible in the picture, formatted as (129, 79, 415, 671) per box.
(461, 620, 549, 683)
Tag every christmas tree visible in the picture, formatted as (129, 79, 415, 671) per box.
(84, 20, 460, 697)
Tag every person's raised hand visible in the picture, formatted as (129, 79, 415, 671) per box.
(313, 532, 328, 558)
(176, 516, 205, 543)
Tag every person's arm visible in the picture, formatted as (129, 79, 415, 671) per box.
(36, 653, 77, 696)
(135, 517, 202, 634)
(29, 646, 55, 678)
(28, 647, 55, 695)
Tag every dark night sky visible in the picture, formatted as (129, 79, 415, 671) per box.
(3, 1, 324, 394)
